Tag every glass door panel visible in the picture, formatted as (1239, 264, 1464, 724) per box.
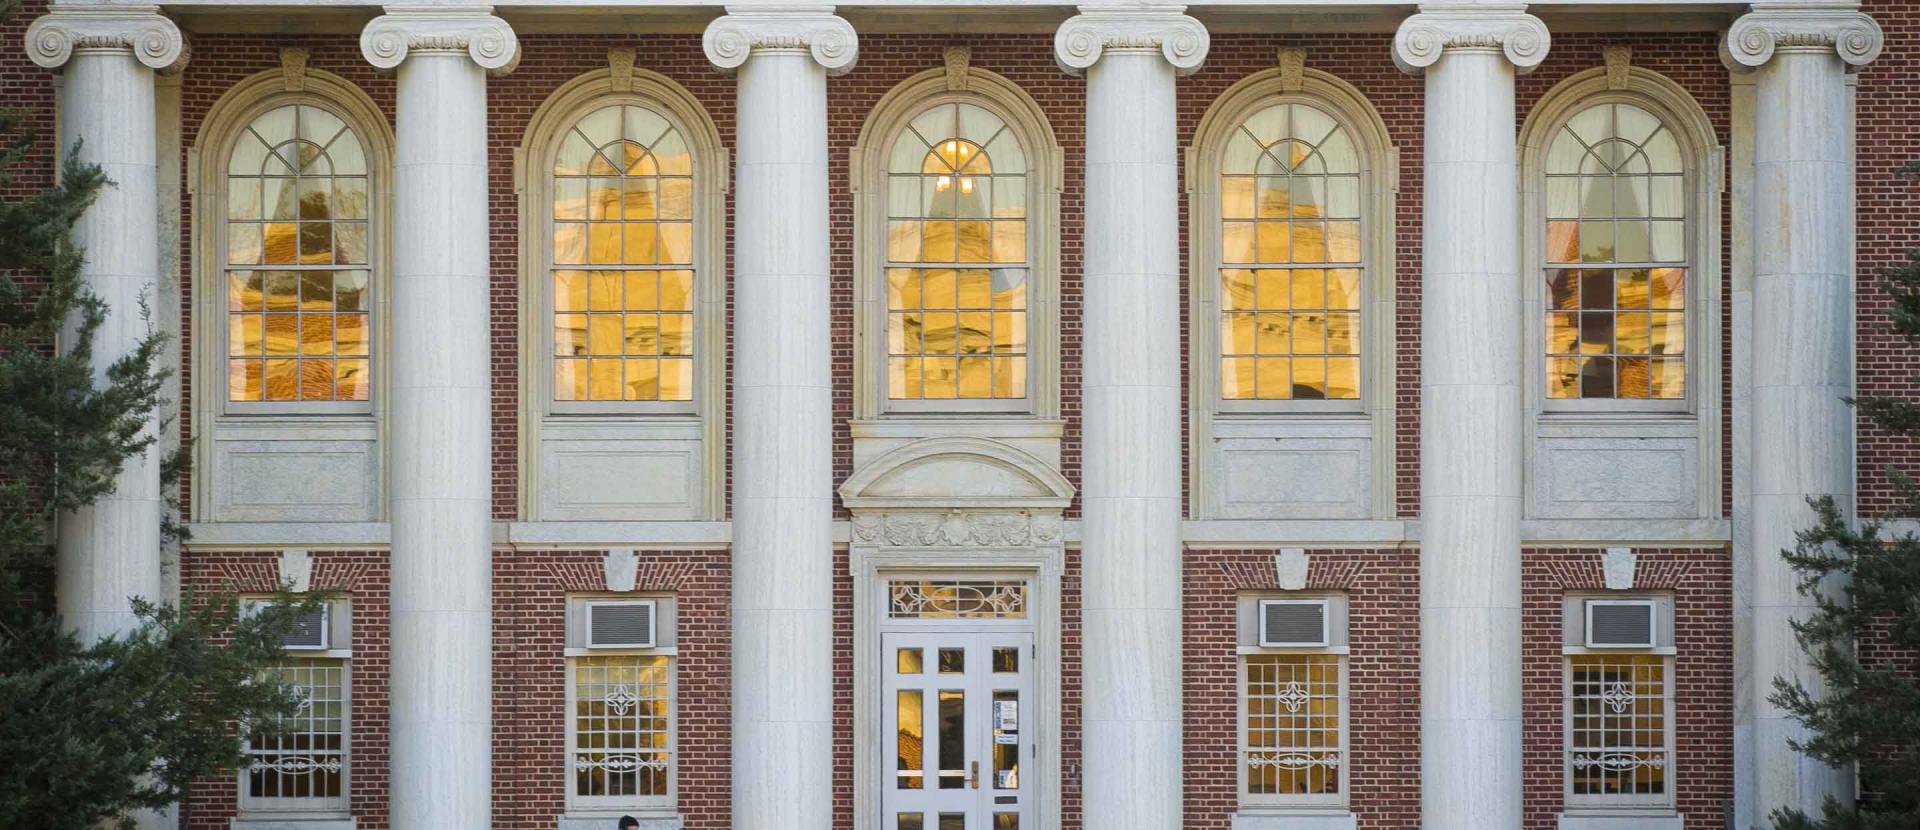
(883, 631, 1034, 830)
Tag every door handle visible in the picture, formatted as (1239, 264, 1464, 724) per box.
(969, 760, 980, 789)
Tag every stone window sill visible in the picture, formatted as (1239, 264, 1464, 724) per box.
(1232, 810, 1357, 830)
(1558, 811, 1683, 830)
(557, 815, 681, 830)
(231, 818, 355, 830)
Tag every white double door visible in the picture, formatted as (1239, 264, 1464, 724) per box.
(881, 630, 1035, 830)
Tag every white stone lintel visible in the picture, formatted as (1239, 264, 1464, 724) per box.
(360, 5, 519, 73)
(1053, 5, 1209, 77)
(1720, 5, 1882, 72)
(1391, 5, 1550, 75)
(702, 5, 858, 75)
(24, 4, 185, 71)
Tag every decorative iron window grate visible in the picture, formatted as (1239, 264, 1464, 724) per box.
(245, 658, 346, 803)
(573, 654, 672, 800)
(1244, 653, 1342, 796)
(888, 579, 1027, 619)
(1567, 654, 1670, 799)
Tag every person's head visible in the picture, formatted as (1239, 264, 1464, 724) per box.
(618, 817, 639, 830)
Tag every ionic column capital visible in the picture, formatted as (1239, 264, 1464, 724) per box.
(1392, 5, 1549, 75)
(24, 5, 184, 71)
(1720, 4, 1882, 72)
(703, 5, 858, 75)
(360, 5, 519, 74)
(1053, 5, 1208, 76)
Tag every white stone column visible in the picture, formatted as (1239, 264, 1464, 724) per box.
(359, 8, 516, 829)
(1393, 7, 1547, 829)
(24, 6, 183, 650)
(1054, 8, 1205, 830)
(703, 8, 854, 829)
(1722, 4, 1881, 822)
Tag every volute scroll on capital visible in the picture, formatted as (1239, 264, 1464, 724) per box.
(1391, 8, 1550, 75)
(24, 5, 185, 71)
(702, 8, 858, 76)
(1053, 7, 1209, 76)
(359, 7, 520, 74)
(1719, 7, 1882, 72)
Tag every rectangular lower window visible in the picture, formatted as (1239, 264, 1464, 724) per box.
(1565, 653, 1673, 808)
(1242, 654, 1344, 803)
(242, 657, 348, 811)
(1237, 591, 1349, 810)
(569, 654, 674, 809)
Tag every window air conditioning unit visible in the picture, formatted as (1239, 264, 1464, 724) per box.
(1258, 599, 1329, 648)
(587, 600, 657, 649)
(249, 600, 330, 650)
(1585, 599, 1657, 649)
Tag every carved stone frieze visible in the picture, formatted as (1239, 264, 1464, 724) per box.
(702, 8, 857, 75)
(1053, 7, 1208, 76)
(1391, 8, 1549, 75)
(851, 510, 1061, 548)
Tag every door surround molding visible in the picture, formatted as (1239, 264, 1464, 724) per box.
(851, 544, 1065, 830)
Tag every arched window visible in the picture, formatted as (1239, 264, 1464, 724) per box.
(1541, 102, 1687, 402)
(1217, 102, 1364, 402)
(852, 68, 1059, 432)
(883, 102, 1030, 402)
(1518, 64, 1722, 520)
(1187, 67, 1397, 521)
(548, 103, 696, 404)
(223, 103, 373, 407)
(517, 66, 725, 521)
(194, 68, 390, 523)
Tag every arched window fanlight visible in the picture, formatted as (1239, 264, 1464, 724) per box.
(883, 102, 1030, 401)
(1542, 102, 1687, 401)
(548, 103, 697, 403)
(223, 104, 372, 404)
(1218, 102, 1363, 402)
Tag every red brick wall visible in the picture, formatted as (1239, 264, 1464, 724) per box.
(1183, 548, 1422, 829)
(175, 37, 397, 522)
(1520, 547, 1734, 829)
(178, 551, 392, 830)
(1856, 0, 1920, 516)
(493, 548, 732, 830)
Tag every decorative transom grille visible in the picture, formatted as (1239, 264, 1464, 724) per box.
(224, 103, 371, 403)
(246, 658, 346, 801)
(888, 580, 1027, 619)
(573, 655, 672, 800)
(1568, 654, 1670, 798)
(1543, 101, 1687, 400)
(1244, 654, 1341, 795)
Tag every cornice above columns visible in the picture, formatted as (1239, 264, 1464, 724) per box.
(702, 5, 858, 75)
(1720, 3, 1882, 72)
(1391, 4, 1549, 75)
(24, 4, 184, 71)
(1053, 4, 1208, 76)
(360, 5, 519, 74)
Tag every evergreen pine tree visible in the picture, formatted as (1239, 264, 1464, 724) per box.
(1769, 162, 1920, 830)
(0, 2, 330, 825)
